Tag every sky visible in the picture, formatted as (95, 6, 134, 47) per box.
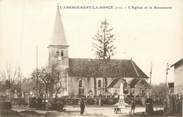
(0, 0, 183, 84)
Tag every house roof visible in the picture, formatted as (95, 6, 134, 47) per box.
(108, 78, 150, 88)
(68, 58, 149, 78)
(130, 79, 139, 88)
(171, 58, 183, 69)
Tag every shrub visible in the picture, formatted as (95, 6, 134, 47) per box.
(86, 98, 96, 105)
(66, 98, 79, 105)
(36, 98, 43, 109)
(29, 97, 37, 108)
(102, 98, 118, 105)
(13, 98, 27, 106)
(29, 98, 46, 109)
(48, 98, 65, 111)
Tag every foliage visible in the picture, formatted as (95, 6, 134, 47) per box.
(29, 97, 47, 110)
(48, 98, 65, 111)
(102, 98, 118, 105)
(29, 97, 37, 108)
(151, 83, 169, 99)
(0, 80, 22, 99)
(86, 98, 97, 105)
(65, 98, 80, 105)
(13, 98, 27, 106)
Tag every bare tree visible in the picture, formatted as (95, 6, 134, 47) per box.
(49, 62, 65, 98)
(31, 67, 53, 98)
(0, 64, 22, 100)
(93, 19, 116, 93)
(31, 63, 65, 99)
(151, 83, 169, 99)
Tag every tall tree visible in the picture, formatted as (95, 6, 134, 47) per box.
(93, 19, 116, 93)
(93, 19, 116, 62)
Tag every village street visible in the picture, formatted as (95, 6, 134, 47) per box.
(14, 105, 144, 117)
(11, 105, 180, 117)
(54, 105, 145, 117)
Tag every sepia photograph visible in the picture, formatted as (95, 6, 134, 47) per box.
(0, 0, 182, 117)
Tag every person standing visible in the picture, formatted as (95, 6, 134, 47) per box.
(145, 96, 154, 114)
(131, 97, 136, 114)
(80, 98, 85, 115)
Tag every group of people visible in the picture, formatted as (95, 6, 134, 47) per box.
(130, 96, 154, 115)
(79, 97, 154, 115)
(165, 94, 182, 114)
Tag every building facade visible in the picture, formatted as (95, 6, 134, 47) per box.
(48, 6, 149, 97)
(171, 59, 183, 95)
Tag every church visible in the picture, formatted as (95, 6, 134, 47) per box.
(48, 6, 149, 97)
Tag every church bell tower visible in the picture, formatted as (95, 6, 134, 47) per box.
(48, 5, 69, 96)
(48, 5, 69, 68)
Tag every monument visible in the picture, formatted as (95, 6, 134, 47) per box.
(118, 82, 126, 108)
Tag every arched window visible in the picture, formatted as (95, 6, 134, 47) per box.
(98, 80, 101, 88)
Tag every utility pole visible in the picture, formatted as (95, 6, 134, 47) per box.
(36, 46, 39, 97)
(150, 62, 152, 86)
(8, 64, 11, 101)
(166, 63, 169, 87)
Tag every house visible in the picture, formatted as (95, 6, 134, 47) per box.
(48, 6, 149, 97)
(129, 78, 151, 96)
(171, 58, 183, 95)
(168, 82, 174, 95)
(107, 78, 150, 96)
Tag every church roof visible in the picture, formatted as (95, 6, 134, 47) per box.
(68, 58, 149, 78)
(171, 58, 183, 69)
(50, 5, 68, 46)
